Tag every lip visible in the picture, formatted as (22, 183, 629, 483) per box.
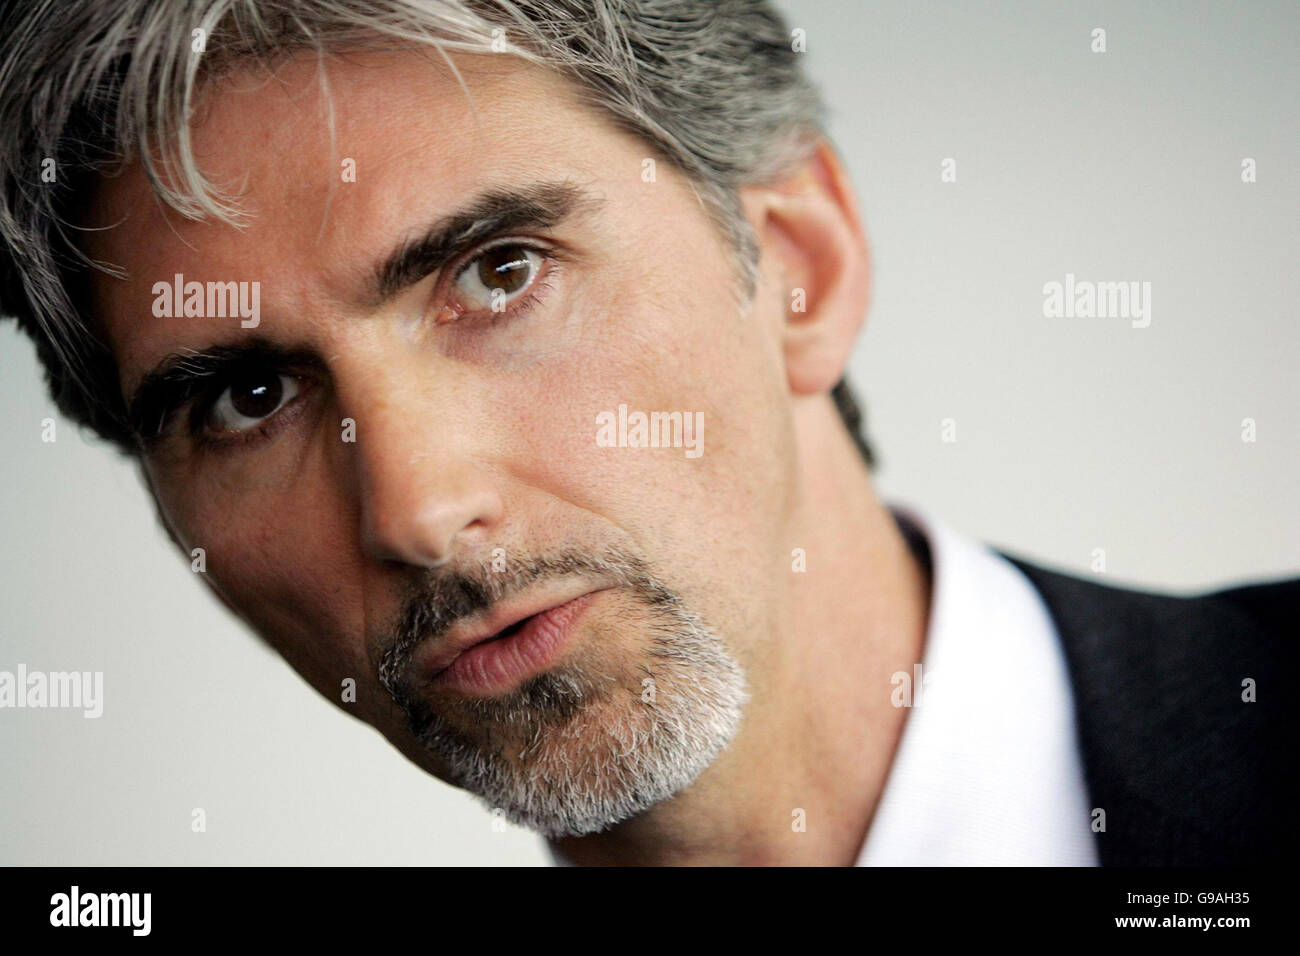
(422, 586, 609, 697)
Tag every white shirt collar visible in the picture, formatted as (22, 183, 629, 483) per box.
(549, 504, 1099, 865)
(855, 504, 1098, 865)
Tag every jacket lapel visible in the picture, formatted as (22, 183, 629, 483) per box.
(1002, 556, 1281, 865)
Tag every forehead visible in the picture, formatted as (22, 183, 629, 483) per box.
(83, 49, 644, 383)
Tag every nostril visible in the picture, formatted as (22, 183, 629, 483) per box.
(356, 453, 505, 570)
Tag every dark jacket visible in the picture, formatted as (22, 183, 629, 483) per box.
(1004, 557, 1297, 866)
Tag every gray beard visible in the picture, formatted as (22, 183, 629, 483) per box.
(376, 549, 749, 838)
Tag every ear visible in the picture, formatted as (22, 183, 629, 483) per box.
(741, 141, 870, 396)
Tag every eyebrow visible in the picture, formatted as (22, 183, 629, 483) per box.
(125, 180, 599, 441)
(369, 179, 596, 306)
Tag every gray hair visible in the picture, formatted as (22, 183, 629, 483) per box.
(0, 0, 873, 462)
(377, 545, 749, 837)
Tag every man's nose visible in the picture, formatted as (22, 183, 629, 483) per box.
(342, 368, 504, 569)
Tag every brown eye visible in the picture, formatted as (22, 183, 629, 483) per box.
(231, 371, 282, 418)
(454, 244, 543, 311)
(206, 371, 299, 433)
(477, 245, 532, 294)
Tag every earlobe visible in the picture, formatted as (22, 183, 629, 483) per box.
(748, 142, 870, 397)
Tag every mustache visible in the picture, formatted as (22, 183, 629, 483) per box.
(375, 547, 659, 700)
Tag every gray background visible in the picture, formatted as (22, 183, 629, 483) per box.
(2, 0, 1296, 865)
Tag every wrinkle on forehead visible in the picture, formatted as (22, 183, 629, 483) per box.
(82, 49, 599, 380)
(76, 44, 747, 440)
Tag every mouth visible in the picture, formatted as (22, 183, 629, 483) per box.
(425, 587, 609, 697)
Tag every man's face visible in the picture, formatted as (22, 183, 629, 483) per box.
(86, 50, 802, 834)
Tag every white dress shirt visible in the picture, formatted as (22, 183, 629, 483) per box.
(549, 505, 1099, 866)
(856, 505, 1099, 865)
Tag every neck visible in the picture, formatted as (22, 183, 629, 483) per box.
(552, 401, 931, 865)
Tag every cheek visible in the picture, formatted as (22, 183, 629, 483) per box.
(499, 240, 797, 613)
(148, 455, 372, 706)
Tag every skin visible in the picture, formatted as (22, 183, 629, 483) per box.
(84, 49, 929, 866)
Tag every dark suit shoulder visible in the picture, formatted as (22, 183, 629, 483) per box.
(999, 553, 1297, 866)
(1206, 577, 1300, 643)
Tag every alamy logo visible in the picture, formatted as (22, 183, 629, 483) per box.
(0, 665, 102, 718)
(152, 272, 260, 328)
(1042, 273, 1151, 328)
(596, 404, 704, 459)
(50, 886, 150, 936)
